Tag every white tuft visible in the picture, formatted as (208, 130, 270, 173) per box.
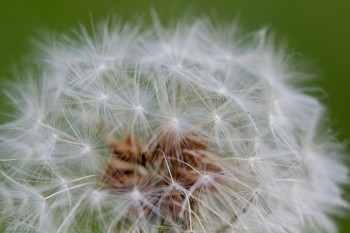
(0, 17, 348, 233)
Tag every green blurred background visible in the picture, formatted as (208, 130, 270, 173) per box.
(0, 0, 349, 232)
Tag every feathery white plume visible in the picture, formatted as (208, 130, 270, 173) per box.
(0, 17, 348, 233)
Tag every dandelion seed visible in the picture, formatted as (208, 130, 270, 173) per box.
(172, 117, 179, 125)
(98, 63, 106, 71)
(135, 105, 143, 113)
(99, 94, 108, 101)
(214, 114, 221, 122)
(131, 189, 142, 201)
(218, 87, 226, 95)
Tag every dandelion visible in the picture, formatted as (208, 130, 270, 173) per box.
(0, 17, 348, 233)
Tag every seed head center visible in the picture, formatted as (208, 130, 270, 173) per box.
(103, 130, 223, 225)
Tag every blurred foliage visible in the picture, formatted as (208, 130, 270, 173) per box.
(0, 0, 349, 231)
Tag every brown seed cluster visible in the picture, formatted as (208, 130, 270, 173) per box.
(103, 130, 223, 224)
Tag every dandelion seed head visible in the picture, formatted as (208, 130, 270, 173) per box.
(0, 16, 348, 233)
